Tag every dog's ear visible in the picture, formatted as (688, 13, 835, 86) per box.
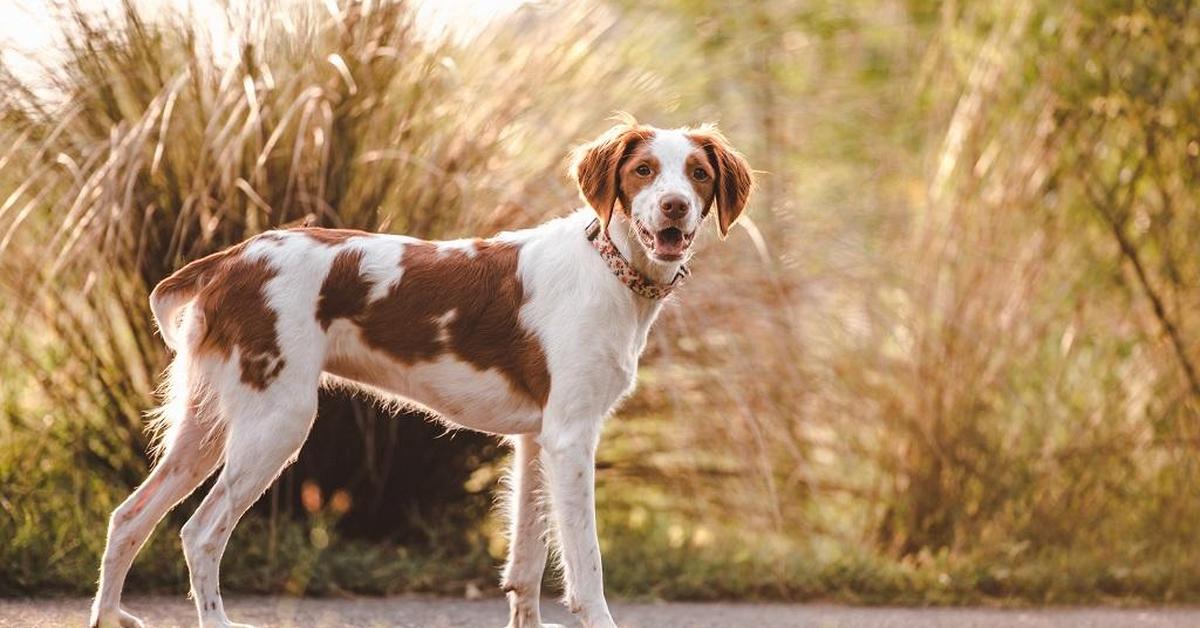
(571, 118, 651, 230)
(691, 128, 754, 239)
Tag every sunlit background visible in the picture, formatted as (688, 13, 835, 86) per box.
(2, 0, 1200, 604)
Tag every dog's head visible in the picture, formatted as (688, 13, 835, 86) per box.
(571, 115, 754, 262)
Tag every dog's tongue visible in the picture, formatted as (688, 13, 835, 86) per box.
(654, 228, 687, 257)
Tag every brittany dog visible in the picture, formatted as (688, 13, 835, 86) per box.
(90, 116, 753, 628)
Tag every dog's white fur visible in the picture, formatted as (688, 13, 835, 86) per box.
(90, 122, 751, 628)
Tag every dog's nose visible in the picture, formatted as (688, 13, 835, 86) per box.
(659, 194, 688, 220)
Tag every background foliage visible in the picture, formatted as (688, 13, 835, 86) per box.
(2, 0, 1200, 604)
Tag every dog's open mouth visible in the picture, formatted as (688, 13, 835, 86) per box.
(635, 222, 694, 261)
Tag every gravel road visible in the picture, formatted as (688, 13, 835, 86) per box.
(3, 595, 1199, 627)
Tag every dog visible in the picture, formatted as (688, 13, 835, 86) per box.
(89, 116, 753, 628)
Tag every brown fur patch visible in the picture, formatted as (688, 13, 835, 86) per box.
(685, 149, 717, 215)
(151, 241, 248, 303)
(687, 130, 755, 237)
(617, 142, 660, 213)
(572, 122, 655, 228)
(333, 240, 551, 407)
(316, 248, 371, 330)
(292, 227, 371, 246)
(194, 256, 286, 390)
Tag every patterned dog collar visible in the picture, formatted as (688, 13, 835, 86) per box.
(585, 219, 689, 300)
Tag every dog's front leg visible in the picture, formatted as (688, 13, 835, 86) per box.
(540, 413, 617, 628)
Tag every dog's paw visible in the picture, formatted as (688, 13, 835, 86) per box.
(89, 608, 146, 628)
(198, 616, 258, 628)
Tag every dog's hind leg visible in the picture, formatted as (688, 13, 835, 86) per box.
(90, 402, 224, 628)
(501, 433, 564, 628)
(180, 385, 319, 628)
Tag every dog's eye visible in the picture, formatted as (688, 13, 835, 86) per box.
(635, 164, 652, 177)
(692, 168, 709, 181)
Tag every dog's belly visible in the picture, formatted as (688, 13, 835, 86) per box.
(394, 356, 544, 434)
(322, 321, 543, 435)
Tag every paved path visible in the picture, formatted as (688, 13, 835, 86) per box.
(3, 595, 1200, 627)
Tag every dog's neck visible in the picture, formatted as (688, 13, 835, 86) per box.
(605, 212, 686, 287)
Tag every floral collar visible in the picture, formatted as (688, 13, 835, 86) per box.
(585, 219, 689, 300)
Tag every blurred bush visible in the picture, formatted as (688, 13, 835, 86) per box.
(2, 0, 1200, 604)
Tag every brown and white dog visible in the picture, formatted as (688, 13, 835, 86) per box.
(90, 117, 753, 628)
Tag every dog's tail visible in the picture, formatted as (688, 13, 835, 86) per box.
(149, 245, 239, 352)
(146, 245, 241, 458)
